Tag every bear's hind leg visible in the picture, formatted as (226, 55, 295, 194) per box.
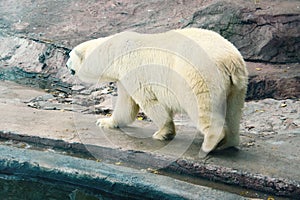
(195, 97, 226, 153)
(140, 101, 176, 140)
(152, 120, 176, 140)
(201, 122, 226, 153)
(217, 88, 246, 150)
(96, 82, 139, 128)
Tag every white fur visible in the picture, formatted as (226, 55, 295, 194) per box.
(67, 28, 248, 153)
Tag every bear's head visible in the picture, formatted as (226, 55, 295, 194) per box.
(66, 50, 82, 76)
(66, 37, 116, 83)
(66, 39, 97, 76)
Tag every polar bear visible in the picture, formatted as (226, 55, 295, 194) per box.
(66, 28, 248, 153)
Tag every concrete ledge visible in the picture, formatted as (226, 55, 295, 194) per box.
(1, 131, 300, 198)
(0, 145, 249, 200)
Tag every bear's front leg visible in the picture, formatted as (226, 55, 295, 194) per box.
(96, 117, 118, 128)
(96, 82, 139, 128)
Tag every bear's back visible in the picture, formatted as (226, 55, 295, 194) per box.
(173, 28, 247, 87)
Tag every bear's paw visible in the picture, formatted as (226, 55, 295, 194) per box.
(152, 125, 176, 141)
(96, 118, 118, 129)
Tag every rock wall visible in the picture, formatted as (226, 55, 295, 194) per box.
(0, 0, 299, 99)
(185, 0, 300, 64)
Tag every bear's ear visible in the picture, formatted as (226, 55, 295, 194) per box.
(74, 50, 84, 62)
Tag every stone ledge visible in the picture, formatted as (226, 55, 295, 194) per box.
(0, 145, 249, 200)
(1, 131, 299, 198)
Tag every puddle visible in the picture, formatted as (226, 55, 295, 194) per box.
(0, 174, 122, 200)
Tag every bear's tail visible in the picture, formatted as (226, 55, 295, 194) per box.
(225, 53, 248, 92)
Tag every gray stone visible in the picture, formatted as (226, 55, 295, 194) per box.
(0, 145, 250, 200)
(71, 85, 85, 92)
(38, 93, 55, 101)
(185, 1, 299, 64)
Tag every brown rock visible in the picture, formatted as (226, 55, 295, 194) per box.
(185, 0, 300, 64)
(246, 62, 300, 100)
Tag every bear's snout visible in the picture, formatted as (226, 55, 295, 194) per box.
(70, 69, 76, 75)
